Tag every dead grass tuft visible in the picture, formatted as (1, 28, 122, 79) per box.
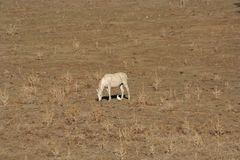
(27, 74, 40, 86)
(212, 118, 224, 136)
(50, 87, 66, 105)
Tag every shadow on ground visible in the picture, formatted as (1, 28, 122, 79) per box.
(96, 95, 128, 101)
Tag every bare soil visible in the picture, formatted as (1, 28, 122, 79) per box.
(0, 0, 240, 159)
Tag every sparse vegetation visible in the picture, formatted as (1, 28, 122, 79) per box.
(0, 0, 239, 160)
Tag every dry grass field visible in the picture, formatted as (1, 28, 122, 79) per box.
(0, 0, 240, 159)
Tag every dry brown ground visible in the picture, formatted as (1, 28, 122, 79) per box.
(0, 0, 240, 159)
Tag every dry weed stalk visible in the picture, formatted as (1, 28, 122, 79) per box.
(146, 127, 156, 156)
(105, 46, 112, 55)
(0, 88, 9, 106)
(51, 146, 60, 159)
(50, 87, 66, 104)
(118, 127, 131, 140)
(224, 81, 231, 90)
(135, 144, 140, 156)
(137, 86, 147, 106)
(152, 72, 161, 91)
(132, 116, 144, 134)
(181, 118, 191, 134)
(194, 87, 202, 101)
(168, 88, 176, 99)
(149, 144, 155, 156)
(6, 24, 17, 35)
(192, 132, 204, 147)
(74, 81, 79, 92)
(27, 74, 40, 86)
(114, 140, 127, 160)
(42, 107, 54, 127)
(159, 96, 165, 105)
(213, 118, 224, 136)
(184, 82, 192, 100)
(73, 40, 80, 51)
(95, 41, 99, 48)
(213, 86, 221, 99)
(165, 138, 174, 154)
(62, 71, 73, 84)
(179, 0, 187, 8)
(123, 60, 128, 69)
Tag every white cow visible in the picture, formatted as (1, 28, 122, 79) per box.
(96, 72, 130, 101)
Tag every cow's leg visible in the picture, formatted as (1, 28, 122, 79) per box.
(107, 85, 111, 101)
(120, 85, 124, 100)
